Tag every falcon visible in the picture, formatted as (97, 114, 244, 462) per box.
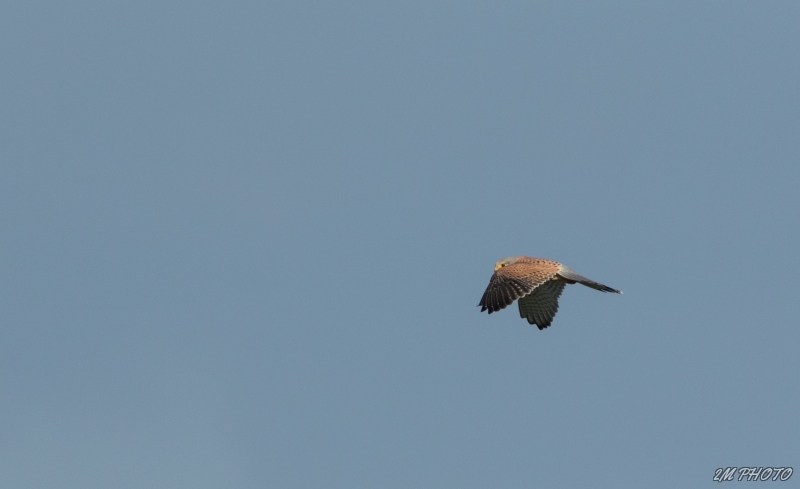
(478, 256, 621, 329)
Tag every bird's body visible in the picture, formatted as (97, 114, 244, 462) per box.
(478, 256, 620, 329)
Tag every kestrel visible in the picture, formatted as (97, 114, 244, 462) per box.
(479, 256, 621, 330)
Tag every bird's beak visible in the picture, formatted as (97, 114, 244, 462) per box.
(494, 264, 501, 271)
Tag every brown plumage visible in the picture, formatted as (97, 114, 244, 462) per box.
(478, 256, 621, 330)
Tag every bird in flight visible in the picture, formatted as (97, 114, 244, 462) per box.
(479, 256, 621, 330)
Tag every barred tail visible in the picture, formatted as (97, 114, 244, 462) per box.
(558, 266, 622, 294)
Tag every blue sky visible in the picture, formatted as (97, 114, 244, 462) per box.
(1, 1, 798, 487)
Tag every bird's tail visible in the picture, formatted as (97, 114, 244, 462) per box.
(558, 266, 622, 294)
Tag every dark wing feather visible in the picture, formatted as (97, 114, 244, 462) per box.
(517, 279, 566, 330)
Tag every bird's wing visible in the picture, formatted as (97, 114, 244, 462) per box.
(479, 260, 561, 313)
(517, 279, 567, 330)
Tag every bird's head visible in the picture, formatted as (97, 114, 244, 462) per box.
(494, 257, 519, 271)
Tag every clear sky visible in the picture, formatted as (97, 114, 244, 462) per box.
(1, 1, 798, 487)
